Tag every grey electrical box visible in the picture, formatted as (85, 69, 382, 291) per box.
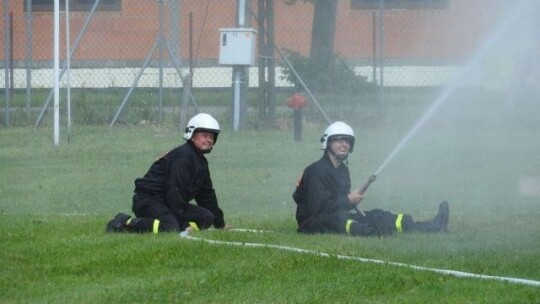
(219, 28, 257, 66)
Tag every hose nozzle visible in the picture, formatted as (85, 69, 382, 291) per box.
(359, 174, 377, 194)
(354, 174, 377, 217)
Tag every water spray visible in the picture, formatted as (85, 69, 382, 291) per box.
(354, 0, 528, 217)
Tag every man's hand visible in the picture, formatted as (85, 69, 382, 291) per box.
(350, 189, 367, 217)
(348, 190, 364, 205)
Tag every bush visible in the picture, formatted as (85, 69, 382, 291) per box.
(279, 50, 371, 95)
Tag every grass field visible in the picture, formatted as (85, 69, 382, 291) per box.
(1, 92, 539, 303)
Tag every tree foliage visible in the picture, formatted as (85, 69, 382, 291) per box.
(280, 49, 369, 94)
(281, 1, 370, 94)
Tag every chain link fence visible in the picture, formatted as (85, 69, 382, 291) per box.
(1, 0, 539, 127)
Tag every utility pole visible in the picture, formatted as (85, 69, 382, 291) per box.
(232, 0, 251, 130)
(257, 0, 276, 126)
(220, 1, 256, 131)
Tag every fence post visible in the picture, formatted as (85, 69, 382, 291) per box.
(3, 0, 11, 127)
(180, 73, 192, 129)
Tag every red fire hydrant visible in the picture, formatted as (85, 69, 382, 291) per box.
(287, 93, 308, 141)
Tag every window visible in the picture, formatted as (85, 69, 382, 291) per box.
(26, 0, 122, 12)
(351, 0, 448, 10)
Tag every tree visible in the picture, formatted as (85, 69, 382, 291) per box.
(283, 0, 368, 94)
(286, 0, 338, 67)
(309, 0, 338, 70)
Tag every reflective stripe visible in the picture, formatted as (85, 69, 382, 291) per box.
(395, 214, 404, 233)
(152, 219, 160, 234)
(189, 221, 200, 231)
(346, 219, 355, 235)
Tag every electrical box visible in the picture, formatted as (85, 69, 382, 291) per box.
(219, 28, 257, 66)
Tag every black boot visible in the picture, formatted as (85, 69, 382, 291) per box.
(434, 200, 449, 232)
(413, 201, 449, 233)
(105, 213, 132, 233)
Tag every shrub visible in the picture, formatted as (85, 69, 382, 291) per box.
(279, 49, 371, 95)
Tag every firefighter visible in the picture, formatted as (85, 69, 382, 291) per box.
(106, 113, 230, 234)
(293, 121, 449, 237)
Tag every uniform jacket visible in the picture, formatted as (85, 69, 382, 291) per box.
(134, 141, 225, 228)
(293, 154, 353, 229)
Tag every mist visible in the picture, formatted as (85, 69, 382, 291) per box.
(352, 0, 539, 220)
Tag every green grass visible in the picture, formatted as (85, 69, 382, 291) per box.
(1, 94, 540, 303)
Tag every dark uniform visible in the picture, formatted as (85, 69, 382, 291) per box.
(293, 154, 355, 234)
(293, 154, 445, 237)
(130, 140, 225, 233)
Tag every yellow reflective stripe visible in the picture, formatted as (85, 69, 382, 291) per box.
(395, 214, 404, 233)
(346, 219, 355, 235)
(152, 219, 160, 234)
(189, 221, 200, 231)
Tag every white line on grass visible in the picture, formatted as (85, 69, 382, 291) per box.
(179, 229, 540, 287)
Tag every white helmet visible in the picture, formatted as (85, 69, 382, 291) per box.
(183, 113, 220, 143)
(320, 121, 355, 152)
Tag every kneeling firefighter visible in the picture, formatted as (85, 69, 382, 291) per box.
(106, 113, 230, 234)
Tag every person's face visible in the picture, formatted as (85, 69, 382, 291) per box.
(328, 137, 351, 160)
(191, 131, 215, 153)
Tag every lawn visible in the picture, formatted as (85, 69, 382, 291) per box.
(1, 92, 539, 303)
